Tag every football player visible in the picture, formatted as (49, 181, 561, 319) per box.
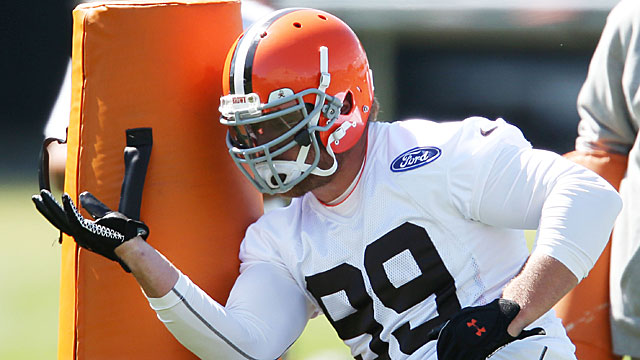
(34, 8, 622, 360)
(572, 0, 640, 358)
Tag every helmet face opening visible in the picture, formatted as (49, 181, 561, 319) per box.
(226, 101, 314, 152)
(220, 89, 341, 194)
(219, 8, 374, 194)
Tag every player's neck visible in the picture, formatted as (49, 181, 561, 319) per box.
(311, 126, 368, 204)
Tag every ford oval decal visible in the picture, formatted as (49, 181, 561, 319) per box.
(390, 146, 441, 172)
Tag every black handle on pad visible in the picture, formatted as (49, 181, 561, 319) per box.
(118, 128, 153, 220)
(38, 137, 66, 191)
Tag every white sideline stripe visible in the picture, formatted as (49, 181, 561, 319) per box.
(171, 288, 274, 360)
(539, 346, 548, 360)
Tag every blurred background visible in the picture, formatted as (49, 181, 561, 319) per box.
(0, 0, 621, 358)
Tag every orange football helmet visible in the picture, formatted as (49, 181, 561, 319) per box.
(219, 8, 374, 194)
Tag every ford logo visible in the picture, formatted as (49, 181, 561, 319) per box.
(390, 146, 441, 172)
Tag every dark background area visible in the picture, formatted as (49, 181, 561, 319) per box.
(395, 46, 592, 153)
(1, 1, 74, 178)
(1, 1, 606, 180)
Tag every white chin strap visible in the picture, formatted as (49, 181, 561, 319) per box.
(255, 141, 338, 189)
(255, 118, 358, 189)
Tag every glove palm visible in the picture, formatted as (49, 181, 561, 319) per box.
(32, 190, 149, 272)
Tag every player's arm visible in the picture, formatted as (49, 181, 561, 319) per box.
(478, 147, 622, 334)
(133, 249, 310, 360)
(32, 190, 309, 360)
(115, 236, 178, 297)
(44, 60, 72, 191)
(433, 137, 621, 360)
(119, 236, 310, 359)
(575, 0, 639, 155)
(500, 252, 577, 336)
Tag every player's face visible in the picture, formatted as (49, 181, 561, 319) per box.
(279, 146, 337, 198)
(264, 102, 336, 198)
(228, 100, 335, 197)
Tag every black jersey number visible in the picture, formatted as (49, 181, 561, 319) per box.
(305, 223, 461, 358)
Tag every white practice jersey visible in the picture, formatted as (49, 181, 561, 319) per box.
(148, 117, 621, 360)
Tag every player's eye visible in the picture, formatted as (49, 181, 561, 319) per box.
(229, 126, 257, 149)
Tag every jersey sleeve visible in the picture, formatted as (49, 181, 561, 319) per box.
(146, 261, 309, 360)
(445, 117, 621, 281)
(480, 147, 621, 281)
(446, 117, 533, 220)
(145, 217, 312, 360)
(454, 122, 623, 281)
(575, 0, 640, 155)
(239, 205, 323, 315)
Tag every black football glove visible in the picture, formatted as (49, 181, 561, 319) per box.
(32, 189, 149, 272)
(432, 298, 546, 360)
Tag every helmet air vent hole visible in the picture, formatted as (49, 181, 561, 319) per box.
(340, 91, 354, 115)
(293, 22, 302, 28)
(318, 15, 327, 20)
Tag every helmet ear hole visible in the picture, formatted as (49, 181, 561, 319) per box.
(304, 103, 315, 115)
(340, 91, 354, 115)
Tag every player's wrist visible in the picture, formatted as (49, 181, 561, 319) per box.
(499, 295, 527, 336)
(114, 236, 148, 265)
(500, 298, 534, 337)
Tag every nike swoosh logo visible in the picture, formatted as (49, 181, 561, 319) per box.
(480, 126, 498, 136)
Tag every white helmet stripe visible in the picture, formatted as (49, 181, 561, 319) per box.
(231, 8, 302, 95)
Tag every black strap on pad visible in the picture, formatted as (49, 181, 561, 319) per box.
(36, 129, 152, 243)
(118, 128, 153, 220)
(38, 137, 66, 192)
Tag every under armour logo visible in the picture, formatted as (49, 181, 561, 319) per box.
(277, 90, 286, 98)
(467, 318, 486, 336)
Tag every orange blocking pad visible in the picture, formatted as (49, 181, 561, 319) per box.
(553, 150, 628, 360)
(61, 1, 262, 359)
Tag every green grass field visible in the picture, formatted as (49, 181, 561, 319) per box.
(0, 179, 630, 360)
(0, 179, 350, 359)
(0, 180, 61, 358)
